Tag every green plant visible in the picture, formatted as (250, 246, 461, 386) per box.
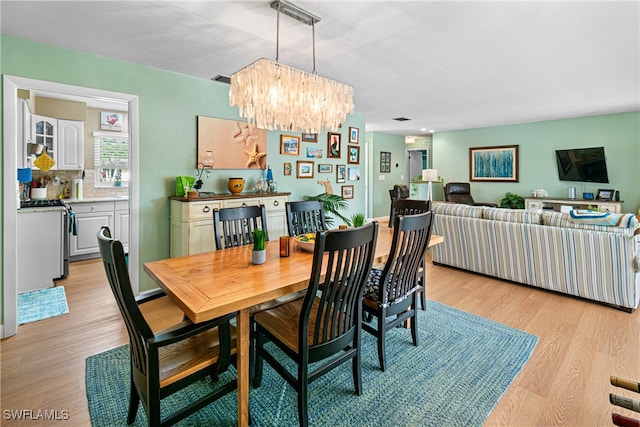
(252, 228, 265, 251)
(351, 213, 366, 227)
(499, 192, 525, 209)
(303, 193, 352, 227)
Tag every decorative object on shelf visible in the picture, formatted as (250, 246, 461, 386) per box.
(280, 135, 300, 155)
(327, 132, 341, 158)
(349, 127, 359, 143)
(193, 162, 211, 191)
(583, 192, 594, 200)
(317, 179, 333, 195)
(596, 189, 615, 201)
(318, 164, 332, 173)
(228, 0, 354, 133)
(348, 145, 360, 164)
(227, 177, 245, 195)
(421, 169, 438, 202)
(197, 116, 267, 169)
(252, 229, 266, 265)
(567, 186, 576, 199)
(296, 161, 314, 178)
(176, 176, 196, 197)
(380, 151, 391, 173)
(336, 164, 346, 183)
(302, 133, 317, 142)
(469, 145, 519, 182)
(499, 192, 525, 209)
(341, 185, 354, 199)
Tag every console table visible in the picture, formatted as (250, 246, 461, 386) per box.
(525, 197, 623, 213)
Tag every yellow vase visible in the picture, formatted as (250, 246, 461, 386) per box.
(228, 178, 244, 195)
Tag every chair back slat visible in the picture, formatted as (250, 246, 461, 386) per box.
(379, 212, 434, 306)
(285, 200, 327, 237)
(97, 227, 152, 378)
(393, 198, 431, 217)
(300, 223, 378, 350)
(213, 204, 269, 249)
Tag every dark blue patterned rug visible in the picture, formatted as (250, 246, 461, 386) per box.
(86, 301, 537, 426)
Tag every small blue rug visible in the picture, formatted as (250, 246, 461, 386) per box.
(86, 301, 537, 426)
(18, 286, 69, 325)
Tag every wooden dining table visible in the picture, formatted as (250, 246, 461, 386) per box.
(144, 225, 443, 426)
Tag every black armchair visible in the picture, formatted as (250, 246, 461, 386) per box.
(444, 182, 498, 207)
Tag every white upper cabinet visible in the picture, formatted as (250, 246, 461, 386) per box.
(31, 114, 57, 170)
(57, 119, 84, 170)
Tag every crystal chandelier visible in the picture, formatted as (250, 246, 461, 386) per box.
(229, 0, 354, 134)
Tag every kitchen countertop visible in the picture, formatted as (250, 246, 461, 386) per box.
(169, 192, 290, 202)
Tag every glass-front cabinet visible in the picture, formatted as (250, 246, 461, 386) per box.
(31, 114, 57, 170)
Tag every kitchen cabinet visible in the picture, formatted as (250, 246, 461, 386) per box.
(57, 119, 84, 170)
(69, 199, 129, 260)
(169, 193, 289, 257)
(31, 114, 57, 170)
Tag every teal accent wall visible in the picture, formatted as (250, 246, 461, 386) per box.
(433, 112, 640, 213)
(367, 132, 406, 218)
(0, 35, 365, 301)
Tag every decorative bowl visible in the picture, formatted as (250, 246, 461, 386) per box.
(294, 233, 316, 252)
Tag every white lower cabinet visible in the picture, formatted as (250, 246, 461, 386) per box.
(170, 194, 289, 257)
(69, 200, 129, 260)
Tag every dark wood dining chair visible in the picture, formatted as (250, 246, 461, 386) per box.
(212, 204, 268, 250)
(285, 200, 327, 237)
(252, 222, 379, 427)
(97, 227, 237, 426)
(362, 211, 433, 371)
(388, 184, 409, 227)
(393, 198, 431, 310)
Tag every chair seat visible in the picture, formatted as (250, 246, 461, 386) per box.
(249, 290, 307, 315)
(158, 322, 237, 388)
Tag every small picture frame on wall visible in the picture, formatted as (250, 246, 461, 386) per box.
(101, 112, 123, 131)
(306, 147, 323, 158)
(280, 135, 300, 156)
(318, 164, 333, 173)
(328, 132, 341, 158)
(296, 160, 315, 178)
(341, 185, 354, 199)
(336, 164, 347, 183)
(348, 167, 361, 181)
(284, 162, 292, 176)
(348, 145, 360, 164)
(302, 133, 317, 142)
(380, 151, 391, 173)
(349, 127, 359, 143)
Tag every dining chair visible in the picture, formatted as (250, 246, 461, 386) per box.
(252, 222, 379, 427)
(212, 204, 268, 249)
(363, 211, 433, 371)
(97, 227, 237, 426)
(392, 198, 431, 310)
(285, 200, 327, 237)
(388, 184, 410, 227)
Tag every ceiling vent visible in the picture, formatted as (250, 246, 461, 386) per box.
(393, 117, 411, 122)
(212, 75, 230, 84)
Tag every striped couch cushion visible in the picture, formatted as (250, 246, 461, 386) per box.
(483, 207, 543, 225)
(432, 202, 485, 218)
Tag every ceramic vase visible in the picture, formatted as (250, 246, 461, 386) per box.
(252, 249, 266, 265)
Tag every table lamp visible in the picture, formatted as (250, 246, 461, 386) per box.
(421, 169, 438, 202)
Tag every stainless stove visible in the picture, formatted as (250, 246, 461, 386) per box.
(20, 199, 67, 209)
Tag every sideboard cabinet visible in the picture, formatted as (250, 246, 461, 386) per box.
(169, 193, 290, 257)
(524, 197, 623, 213)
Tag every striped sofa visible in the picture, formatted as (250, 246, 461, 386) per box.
(430, 202, 640, 310)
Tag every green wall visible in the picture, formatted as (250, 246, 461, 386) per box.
(433, 112, 640, 213)
(0, 35, 366, 300)
(367, 131, 407, 218)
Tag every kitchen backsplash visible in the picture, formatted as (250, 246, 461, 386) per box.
(30, 170, 128, 200)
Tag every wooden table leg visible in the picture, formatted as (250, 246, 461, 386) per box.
(237, 308, 250, 427)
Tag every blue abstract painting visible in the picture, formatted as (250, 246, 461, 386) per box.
(470, 145, 519, 181)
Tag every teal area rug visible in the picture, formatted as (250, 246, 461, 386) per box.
(18, 286, 69, 325)
(86, 301, 537, 426)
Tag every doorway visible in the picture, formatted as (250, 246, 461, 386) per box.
(406, 149, 428, 185)
(2, 75, 139, 338)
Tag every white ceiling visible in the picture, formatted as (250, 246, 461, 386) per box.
(2, 1, 638, 135)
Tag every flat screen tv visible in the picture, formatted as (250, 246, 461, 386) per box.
(555, 147, 609, 183)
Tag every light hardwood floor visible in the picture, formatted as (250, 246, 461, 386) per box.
(1, 257, 639, 426)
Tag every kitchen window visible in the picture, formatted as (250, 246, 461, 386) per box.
(93, 132, 129, 188)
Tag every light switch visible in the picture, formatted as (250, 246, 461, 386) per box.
(379, 175, 385, 180)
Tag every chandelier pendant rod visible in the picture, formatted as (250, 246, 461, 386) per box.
(312, 21, 316, 74)
(275, 2, 281, 62)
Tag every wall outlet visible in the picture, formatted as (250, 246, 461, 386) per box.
(400, 175, 404, 180)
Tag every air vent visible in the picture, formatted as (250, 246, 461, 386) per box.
(212, 75, 230, 84)
(393, 117, 411, 122)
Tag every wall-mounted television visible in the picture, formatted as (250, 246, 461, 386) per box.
(555, 147, 609, 183)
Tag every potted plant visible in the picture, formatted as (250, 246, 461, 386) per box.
(499, 192, 525, 209)
(351, 213, 366, 227)
(303, 193, 352, 227)
(252, 229, 266, 265)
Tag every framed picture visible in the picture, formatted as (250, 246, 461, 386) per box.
(336, 164, 347, 183)
(341, 185, 354, 199)
(327, 132, 341, 158)
(349, 127, 359, 143)
(596, 189, 614, 201)
(318, 164, 333, 173)
(380, 151, 391, 172)
(101, 112, 123, 131)
(306, 147, 323, 158)
(348, 145, 360, 164)
(302, 133, 317, 142)
(296, 160, 314, 178)
(348, 167, 361, 181)
(469, 145, 519, 182)
(280, 135, 300, 155)
(284, 162, 292, 176)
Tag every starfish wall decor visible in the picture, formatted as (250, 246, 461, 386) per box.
(243, 143, 266, 168)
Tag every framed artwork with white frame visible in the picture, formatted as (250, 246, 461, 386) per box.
(336, 164, 347, 183)
(296, 160, 314, 178)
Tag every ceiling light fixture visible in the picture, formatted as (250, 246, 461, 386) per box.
(229, 0, 354, 133)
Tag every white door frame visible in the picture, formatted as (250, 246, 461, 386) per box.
(2, 75, 139, 338)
